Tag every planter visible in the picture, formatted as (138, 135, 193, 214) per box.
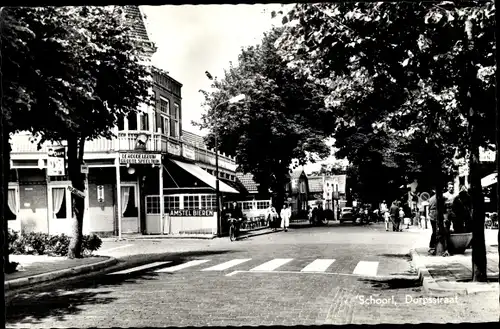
(448, 233, 473, 254)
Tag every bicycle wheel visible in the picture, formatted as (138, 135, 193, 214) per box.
(229, 226, 236, 241)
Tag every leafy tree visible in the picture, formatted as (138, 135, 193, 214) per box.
(1, 6, 153, 260)
(196, 27, 334, 211)
(275, 1, 495, 280)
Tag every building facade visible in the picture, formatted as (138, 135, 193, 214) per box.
(6, 7, 241, 237)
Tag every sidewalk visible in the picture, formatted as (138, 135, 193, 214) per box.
(410, 228, 499, 295)
(5, 254, 117, 292)
(103, 225, 280, 242)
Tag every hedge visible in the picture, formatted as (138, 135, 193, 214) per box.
(8, 229, 102, 257)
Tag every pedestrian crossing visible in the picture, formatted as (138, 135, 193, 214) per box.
(106, 257, 397, 278)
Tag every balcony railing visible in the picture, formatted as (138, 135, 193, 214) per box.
(10, 132, 237, 169)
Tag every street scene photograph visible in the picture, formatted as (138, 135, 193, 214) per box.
(1, 1, 499, 327)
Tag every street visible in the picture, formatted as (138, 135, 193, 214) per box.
(6, 223, 499, 327)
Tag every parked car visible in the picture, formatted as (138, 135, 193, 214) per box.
(340, 207, 355, 223)
(485, 212, 498, 229)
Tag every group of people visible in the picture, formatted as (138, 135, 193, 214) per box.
(379, 200, 408, 232)
(428, 182, 472, 255)
(223, 202, 292, 233)
(266, 204, 291, 232)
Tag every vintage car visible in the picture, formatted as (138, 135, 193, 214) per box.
(340, 207, 355, 223)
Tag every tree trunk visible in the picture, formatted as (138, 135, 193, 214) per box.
(434, 167, 448, 256)
(67, 136, 86, 259)
(1, 111, 12, 273)
(470, 143, 487, 281)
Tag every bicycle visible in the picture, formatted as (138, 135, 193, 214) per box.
(228, 217, 242, 241)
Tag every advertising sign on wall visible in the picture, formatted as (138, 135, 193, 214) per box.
(47, 146, 66, 176)
(182, 144, 195, 160)
(168, 209, 214, 217)
(168, 142, 181, 156)
(119, 153, 161, 165)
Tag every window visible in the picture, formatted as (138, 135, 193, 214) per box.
(170, 103, 180, 138)
(160, 97, 169, 114)
(117, 116, 125, 131)
(160, 114, 169, 136)
(300, 181, 306, 193)
(121, 186, 138, 217)
(127, 112, 137, 130)
(257, 201, 270, 209)
(50, 186, 74, 219)
(139, 112, 149, 131)
(242, 202, 253, 210)
(183, 195, 200, 210)
(7, 187, 19, 220)
(201, 195, 216, 210)
(164, 196, 180, 213)
(146, 196, 160, 214)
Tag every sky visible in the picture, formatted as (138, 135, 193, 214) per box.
(140, 4, 340, 174)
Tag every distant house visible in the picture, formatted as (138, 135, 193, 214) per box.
(307, 175, 324, 205)
(285, 169, 309, 220)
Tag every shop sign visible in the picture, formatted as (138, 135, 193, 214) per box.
(168, 142, 181, 156)
(479, 147, 496, 162)
(119, 152, 161, 165)
(97, 185, 105, 203)
(182, 144, 195, 160)
(168, 209, 214, 217)
(47, 146, 66, 176)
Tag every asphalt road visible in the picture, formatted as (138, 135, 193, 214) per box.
(5, 223, 499, 327)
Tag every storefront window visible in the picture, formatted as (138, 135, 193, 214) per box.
(164, 196, 180, 213)
(183, 195, 200, 210)
(201, 195, 216, 210)
(256, 201, 270, 209)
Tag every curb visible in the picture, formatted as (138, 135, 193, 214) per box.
(410, 249, 468, 296)
(104, 235, 217, 242)
(5, 257, 118, 292)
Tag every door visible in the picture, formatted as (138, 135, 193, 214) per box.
(120, 182, 140, 233)
(48, 184, 74, 235)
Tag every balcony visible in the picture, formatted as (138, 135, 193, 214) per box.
(10, 132, 172, 155)
(10, 132, 237, 171)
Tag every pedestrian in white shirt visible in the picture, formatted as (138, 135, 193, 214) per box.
(384, 211, 390, 231)
(280, 204, 291, 232)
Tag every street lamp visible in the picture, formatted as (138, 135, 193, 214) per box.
(213, 93, 246, 236)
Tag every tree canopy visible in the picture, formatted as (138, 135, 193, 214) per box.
(1, 6, 154, 258)
(196, 27, 335, 207)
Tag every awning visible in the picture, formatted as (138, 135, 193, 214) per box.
(170, 159, 239, 194)
(481, 173, 497, 187)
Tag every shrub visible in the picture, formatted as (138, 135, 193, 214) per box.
(82, 234, 102, 256)
(8, 232, 103, 257)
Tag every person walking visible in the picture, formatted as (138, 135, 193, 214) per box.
(427, 191, 438, 255)
(280, 203, 291, 232)
(384, 209, 390, 231)
(389, 200, 399, 231)
(380, 200, 388, 223)
(399, 206, 406, 231)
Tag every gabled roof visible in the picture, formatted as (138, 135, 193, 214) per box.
(307, 175, 323, 193)
(236, 173, 259, 194)
(290, 169, 304, 180)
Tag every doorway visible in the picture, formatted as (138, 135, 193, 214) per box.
(120, 182, 140, 233)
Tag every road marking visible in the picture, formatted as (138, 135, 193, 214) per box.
(225, 270, 375, 277)
(249, 258, 293, 272)
(201, 259, 252, 272)
(226, 271, 241, 277)
(155, 259, 210, 273)
(352, 261, 379, 277)
(301, 259, 336, 272)
(107, 261, 171, 275)
(102, 244, 134, 253)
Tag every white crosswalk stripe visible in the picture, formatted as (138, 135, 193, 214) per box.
(249, 258, 294, 272)
(155, 259, 211, 273)
(201, 258, 252, 272)
(352, 261, 379, 276)
(107, 261, 171, 275)
(300, 259, 336, 273)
